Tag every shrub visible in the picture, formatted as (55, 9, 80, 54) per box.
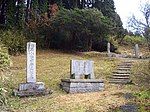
(25, 8, 111, 51)
(49, 8, 109, 51)
(0, 87, 8, 107)
(0, 43, 10, 68)
(134, 90, 150, 99)
(0, 30, 26, 55)
(0, 52, 10, 68)
(0, 43, 10, 108)
(108, 36, 119, 48)
(123, 35, 146, 45)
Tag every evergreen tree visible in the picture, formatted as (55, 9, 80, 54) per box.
(94, 0, 115, 18)
(25, 0, 31, 22)
(94, 0, 125, 38)
(16, 0, 25, 29)
(0, 0, 7, 28)
(5, 0, 16, 28)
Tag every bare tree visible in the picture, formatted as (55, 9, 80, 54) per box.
(128, 1, 150, 48)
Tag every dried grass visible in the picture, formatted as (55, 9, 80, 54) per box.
(6, 50, 137, 112)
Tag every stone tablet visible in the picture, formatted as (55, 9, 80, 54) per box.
(27, 42, 36, 83)
(107, 42, 110, 54)
(61, 60, 104, 93)
(134, 44, 139, 58)
(71, 60, 94, 79)
(14, 42, 51, 97)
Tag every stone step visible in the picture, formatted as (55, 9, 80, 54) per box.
(109, 61, 133, 84)
(109, 79, 131, 84)
(117, 66, 131, 68)
(118, 64, 132, 66)
(122, 61, 133, 63)
(117, 68, 131, 71)
(109, 80, 131, 84)
(113, 71, 131, 74)
(122, 62, 132, 64)
(112, 74, 130, 77)
(121, 64, 132, 66)
(118, 66, 132, 69)
(110, 76, 130, 79)
(110, 78, 130, 81)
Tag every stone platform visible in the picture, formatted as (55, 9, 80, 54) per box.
(14, 82, 51, 97)
(60, 79, 104, 93)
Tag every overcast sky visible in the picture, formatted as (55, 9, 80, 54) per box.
(114, 0, 149, 29)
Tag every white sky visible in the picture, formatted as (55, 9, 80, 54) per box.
(114, 0, 149, 29)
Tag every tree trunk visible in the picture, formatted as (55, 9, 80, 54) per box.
(5, 0, 16, 28)
(88, 35, 92, 51)
(25, 0, 31, 22)
(119, 36, 125, 44)
(70, 32, 76, 50)
(0, 0, 7, 26)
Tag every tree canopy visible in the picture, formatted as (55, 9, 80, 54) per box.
(0, 0, 125, 53)
(50, 8, 109, 51)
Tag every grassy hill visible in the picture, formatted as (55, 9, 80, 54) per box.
(1, 50, 149, 112)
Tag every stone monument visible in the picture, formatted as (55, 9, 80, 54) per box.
(61, 60, 104, 93)
(134, 44, 139, 58)
(107, 42, 111, 57)
(14, 42, 51, 97)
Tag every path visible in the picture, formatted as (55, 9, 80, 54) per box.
(109, 60, 133, 84)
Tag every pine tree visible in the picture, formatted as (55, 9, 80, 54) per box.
(0, 0, 7, 28)
(16, 0, 25, 29)
(94, 0, 124, 38)
(94, 0, 115, 18)
(5, 0, 16, 28)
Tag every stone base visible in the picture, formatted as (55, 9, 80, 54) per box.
(60, 79, 104, 93)
(14, 82, 52, 97)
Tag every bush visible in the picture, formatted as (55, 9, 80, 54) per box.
(49, 8, 109, 51)
(0, 43, 10, 108)
(0, 43, 10, 68)
(108, 36, 119, 48)
(0, 87, 8, 107)
(0, 52, 10, 68)
(92, 39, 117, 52)
(25, 8, 111, 51)
(0, 30, 26, 55)
(134, 90, 150, 99)
(123, 35, 146, 45)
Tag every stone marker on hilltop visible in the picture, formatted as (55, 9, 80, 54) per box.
(134, 44, 139, 58)
(14, 42, 51, 97)
(107, 42, 111, 57)
(61, 60, 104, 93)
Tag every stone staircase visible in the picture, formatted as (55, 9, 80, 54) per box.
(109, 61, 133, 84)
